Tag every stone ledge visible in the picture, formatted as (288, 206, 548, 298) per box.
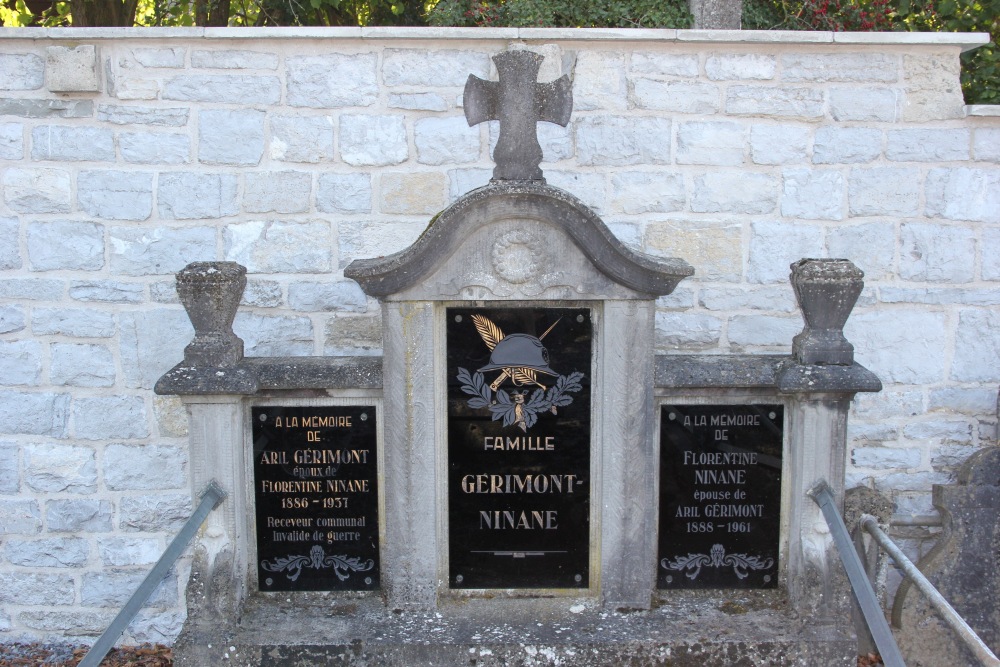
(967, 104, 1000, 116)
(0, 27, 989, 52)
(655, 354, 882, 393)
(175, 592, 856, 667)
(154, 356, 382, 395)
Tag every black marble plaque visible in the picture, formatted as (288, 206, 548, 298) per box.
(447, 307, 591, 589)
(253, 405, 379, 592)
(658, 404, 783, 590)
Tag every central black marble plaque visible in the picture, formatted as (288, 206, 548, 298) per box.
(447, 307, 591, 589)
(658, 404, 783, 590)
(253, 405, 379, 592)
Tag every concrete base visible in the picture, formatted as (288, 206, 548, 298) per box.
(174, 592, 856, 667)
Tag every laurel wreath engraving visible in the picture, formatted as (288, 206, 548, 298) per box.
(457, 367, 584, 431)
(660, 543, 774, 581)
(261, 545, 374, 582)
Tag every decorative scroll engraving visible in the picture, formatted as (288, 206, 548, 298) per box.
(491, 229, 544, 284)
(660, 543, 774, 581)
(261, 545, 375, 583)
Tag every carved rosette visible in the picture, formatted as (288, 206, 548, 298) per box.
(491, 229, 544, 285)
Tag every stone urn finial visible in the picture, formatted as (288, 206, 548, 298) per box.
(176, 261, 247, 367)
(789, 258, 864, 366)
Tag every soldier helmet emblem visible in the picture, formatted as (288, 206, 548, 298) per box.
(478, 333, 557, 377)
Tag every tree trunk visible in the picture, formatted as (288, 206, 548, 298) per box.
(69, 0, 139, 26)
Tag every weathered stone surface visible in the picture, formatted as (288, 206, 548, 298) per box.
(119, 493, 191, 532)
(899, 222, 975, 283)
(925, 167, 1000, 223)
(2, 167, 72, 213)
(244, 171, 312, 214)
(69, 280, 144, 303)
(163, 74, 280, 104)
(388, 92, 448, 111)
(97, 104, 189, 126)
(287, 53, 377, 107)
(748, 220, 824, 283)
(544, 171, 608, 214)
(133, 47, 185, 68)
(317, 173, 372, 213)
(176, 268, 248, 371)
(610, 172, 684, 214)
(98, 536, 162, 566)
(287, 281, 368, 313)
(415, 116, 480, 165)
(656, 311, 723, 349)
(902, 52, 965, 122)
(379, 172, 446, 214)
(119, 309, 192, 389)
(706, 53, 776, 80)
(728, 314, 801, 348)
(973, 128, 1000, 162)
(120, 131, 190, 164)
(573, 51, 626, 112)
(903, 419, 973, 443)
(153, 395, 188, 437)
(338, 220, 424, 268)
(110, 225, 215, 276)
(50, 343, 116, 387)
(827, 222, 895, 281)
(576, 115, 670, 166)
(27, 220, 104, 271)
(0, 122, 23, 159)
(0, 340, 41, 386)
(845, 310, 947, 384)
(340, 114, 407, 166)
(104, 444, 185, 490)
(233, 312, 313, 356)
(0, 97, 92, 118)
(32, 125, 114, 162)
(24, 443, 96, 493)
(886, 129, 969, 162)
(73, 396, 149, 440)
(382, 49, 489, 87)
(646, 220, 741, 281)
(929, 387, 997, 415)
(0, 277, 64, 300)
(158, 172, 239, 219)
(0, 217, 19, 270)
(82, 569, 176, 608)
(224, 220, 332, 273)
(783, 53, 898, 82)
(0, 391, 68, 436)
(781, 168, 845, 220)
(77, 170, 154, 221)
(324, 315, 383, 355)
(848, 167, 921, 217)
(112, 77, 160, 101)
(630, 52, 699, 77)
(829, 87, 899, 122)
(699, 286, 796, 312)
(46, 498, 113, 532)
(0, 305, 25, 334)
(199, 109, 265, 166)
(631, 79, 720, 114)
(0, 53, 44, 90)
(3, 537, 90, 568)
(813, 127, 882, 164)
(18, 610, 114, 636)
(0, 573, 74, 605)
(45, 45, 99, 92)
(447, 168, 492, 201)
(269, 114, 334, 163)
(0, 499, 40, 534)
(952, 309, 1000, 382)
(691, 171, 778, 214)
(191, 49, 278, 70)
(676, 120, 744, 166)
(726, 85, 824, 119)
(851, 446, 921, 470)
(749, 124, 810, 165)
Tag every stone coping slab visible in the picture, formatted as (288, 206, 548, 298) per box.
(0, 26, 989, 52)
(175, 592, 856, 666)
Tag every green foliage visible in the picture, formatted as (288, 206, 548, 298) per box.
(427, 0, 692, 29)
(743, 0, 999, 103)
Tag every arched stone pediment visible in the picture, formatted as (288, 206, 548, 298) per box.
(345, 182, 693, 301)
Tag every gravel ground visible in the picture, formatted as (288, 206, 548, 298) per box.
(0, 643, 171, 666)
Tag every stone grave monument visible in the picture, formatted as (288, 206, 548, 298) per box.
(157, 49, 881, 666)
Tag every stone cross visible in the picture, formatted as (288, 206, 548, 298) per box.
(464, 50, 573, 182)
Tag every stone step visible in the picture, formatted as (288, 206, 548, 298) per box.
(174, 592, 857, 667)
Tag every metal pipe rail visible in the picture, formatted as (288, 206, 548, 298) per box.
(78, 480, 227, 667)
(808, 480, 906, 667)
(860, 514, 1000, 667)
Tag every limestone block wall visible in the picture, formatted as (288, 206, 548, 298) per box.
(0, 27, 996, 644)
